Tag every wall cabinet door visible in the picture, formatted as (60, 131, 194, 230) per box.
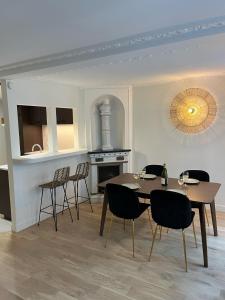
(28, 106, 47, 125)
(56, 108, 73, 124)
(17, 105, 47, 125)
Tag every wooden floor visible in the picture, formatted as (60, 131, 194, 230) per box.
(0, 203, 225, 300)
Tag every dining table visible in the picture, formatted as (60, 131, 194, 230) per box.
(98, 173, 221, 268)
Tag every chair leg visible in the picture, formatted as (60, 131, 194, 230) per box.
(38, 188, 44, 226)
(148, 224, 158, 261)
(192, 221, 197, 248)
(50, 188, 55, 221)
(76, 180, 80, 220)
(132, 220, 135, 258)
(53, 188, 58, 232)
(63, 185, 73, 223)
(166, 228, 169, 234)
(146, 208, 154, 235)
(205, 207, 210, 227)
(105, 214, 113, 248)
(159, 226, 162, 240)
(73, 181, 79, 220)
(182, 230, 188, 272)
(84, 178, 93, 213)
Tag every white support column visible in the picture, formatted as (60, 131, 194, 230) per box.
(99, 98, 113, 151)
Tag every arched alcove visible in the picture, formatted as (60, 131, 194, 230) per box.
(91, 94, 125, 150)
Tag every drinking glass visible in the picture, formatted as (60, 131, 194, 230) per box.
(183, 171, 189, 184)
(139, 170, 146, 179)
(133, 173, 139, 180)
(178, 177, 184, 187)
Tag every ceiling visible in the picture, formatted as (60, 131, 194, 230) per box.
(1, 0, 225, 86)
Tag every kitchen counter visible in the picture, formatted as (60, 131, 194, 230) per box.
(0, 165, 8, 170)
(12, 148, 88, 164)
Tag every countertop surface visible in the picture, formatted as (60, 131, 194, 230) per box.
(0, 165, 8, 171)
(13, 149, 87, 164)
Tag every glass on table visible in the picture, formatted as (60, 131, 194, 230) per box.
(183, 171, 189, 181)
(133, 173, 140, 180)
(178, 176, 184, 187)
(139, 169, 146, 179)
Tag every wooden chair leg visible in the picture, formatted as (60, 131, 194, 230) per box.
(148, 224, 158, 261)
(146, 208, 154, 235)
(159, 226, 162, 240)
(132, 220, 135, 257)
(205, 207, 210, 227)
(105, 214, 113, 248)
(182, 230, 188, 272)
(192, 221, 197, 248)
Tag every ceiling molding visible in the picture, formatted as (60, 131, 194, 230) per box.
(1, 15, 225, 77)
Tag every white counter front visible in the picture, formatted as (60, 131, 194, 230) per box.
(12, 149, 87, 164)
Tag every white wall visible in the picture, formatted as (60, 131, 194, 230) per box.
(0, 98, 7, 165)
(133, 75, 225, 211)
(2, 79, 87, 231)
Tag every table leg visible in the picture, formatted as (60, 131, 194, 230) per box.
(210, 200, 218, 236)
(99, 190, 108, 236)
(199, 203, 208, 267)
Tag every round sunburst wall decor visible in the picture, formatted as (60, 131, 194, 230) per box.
(170, 88, 217, 134)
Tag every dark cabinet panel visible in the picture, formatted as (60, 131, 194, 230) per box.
(17, 105, 47, 125)
(0, 169, 11, 220)
(28, 106, 47, 125)
(56, 108, 73, 124)
(17, 105, 47, 155)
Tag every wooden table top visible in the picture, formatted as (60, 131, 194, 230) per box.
(98, 173, 221, 204)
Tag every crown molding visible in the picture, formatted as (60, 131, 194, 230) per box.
(1, 15, 225, 77)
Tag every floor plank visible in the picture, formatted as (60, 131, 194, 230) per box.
(0, 203, 225, 300)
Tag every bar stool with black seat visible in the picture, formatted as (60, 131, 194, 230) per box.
(144, 164, 164, 176)
(105, 183, 151, 257)
(38, 166, 73, 231)
(68, 162, 93, 220)
(148, 190, 195, 272)
(180, 170, 212, 227)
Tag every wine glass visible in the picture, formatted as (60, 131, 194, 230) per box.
(183, 171, 189, 185)
(133, 173, 139, 180)
(139, 169, 146, 179)
(178, 176, 184, 188)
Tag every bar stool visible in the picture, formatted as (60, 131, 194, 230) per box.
(68, 162, 93, 220)
(38, 166, 73, 231)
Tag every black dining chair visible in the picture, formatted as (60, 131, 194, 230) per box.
(149, 190, 195, 272)
(180, 170, 210, 226)
(105, 183, 151, 257)
(144, 164, 164, 176)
